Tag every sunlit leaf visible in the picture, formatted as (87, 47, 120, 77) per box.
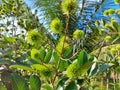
(10, 65, 34, 72)
(44, 50, 52, 63)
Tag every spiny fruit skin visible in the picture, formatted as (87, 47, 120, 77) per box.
(116, 45, 120, 51)
(73, 30, 84, 40)
(104, 10, 109, 16)
(27, 30, 41, 45)
(110, 48, 117, 54)
(38, 64, 55, 79)
(108, 9, 115, 15)
(115, 9, 120, 14)
(50, 18, 63, 34)
(61, 0, 78, 15)
(104, 9, 115, 16)
(31, 49, 40, 61)
(105, 36, 111, 42)
(114, 0, 120, 4)
(66, 62, 80, 79)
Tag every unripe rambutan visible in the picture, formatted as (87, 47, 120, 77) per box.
(116, 45, 120, 51)
(31, 49, 40, 61)
(104, 10, 109, 16)
(73, 30, 84, 40)
(114, 0, 120, 4)
(115, 9, 120, 14)
(105, 36, 111, 42)
(50, 18, 63, 34)
(108, 9, 115, 15)
(27, 30, 41, 45)
(61, 0, 78, 15)
(110, 48, 117, 54)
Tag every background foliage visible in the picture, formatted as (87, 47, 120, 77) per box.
(0, 0, 120, 90)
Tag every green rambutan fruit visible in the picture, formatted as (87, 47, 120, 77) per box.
(105, 36, 111, 42)
(116, 45, 120, 51)
(104, 10, 109, 16)
(1, 9, 6, 14)
(115, 9, 120, 14)
(110, 48, 117, 54)
(31, 49, 40, 61)
(27, 30, 41, 45)
(50, 18, 63, 34)
(12, 6, 17, 13)
(73, 29, 84, 40)
(108, 9, 115, 15)
(61, 0, 78, 15)
(114, 0, 120, 4)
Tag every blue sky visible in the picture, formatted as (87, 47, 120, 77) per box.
(24, 0, 34, 8)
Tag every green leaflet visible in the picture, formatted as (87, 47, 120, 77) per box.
(11, 73, 29, 90)
(10, 65, 34, 72)
(30, 75, 41, 90)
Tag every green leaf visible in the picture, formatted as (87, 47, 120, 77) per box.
(98, 63, 114, 72)
(65, 81, 78, 90)
(5, 36, 16, 43)
(11, 73, 29, 90)
(77, 50, 88, 67)
(115, 66, 120, 73)
(59, 60, 69, 71)
(32, 64, 42, 71)
(79, 62, 94, 75)
(101, 19, 106, 26)
(30, 75, 41, 90)
(10, 65, 34, 72)
(56, 78, 68, 90)
(44, 50, 52, 63)
(42, 84, 53, 90)
(53, 52, 60, 64)
(77, 79, 84, 85)
(39, 48, 46, 60)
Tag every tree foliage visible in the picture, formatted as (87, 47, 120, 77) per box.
(0, 0, 120, 90)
